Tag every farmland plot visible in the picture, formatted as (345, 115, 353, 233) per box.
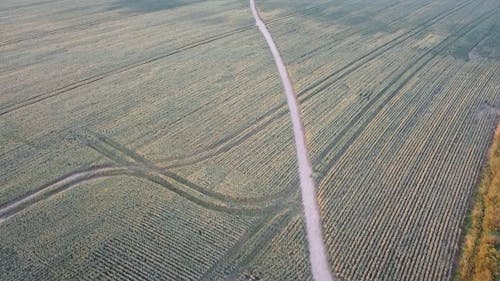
(0, 0, 296, 279)
(0, 0, 499, 280)
(250, 0, 500, 280)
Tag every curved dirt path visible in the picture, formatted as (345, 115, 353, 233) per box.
(249, 1, 335, 280)
(0, 164, 294, 223)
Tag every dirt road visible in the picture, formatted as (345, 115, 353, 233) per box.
(249, 1, 335, 280)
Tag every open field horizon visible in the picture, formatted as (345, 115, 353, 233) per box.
(0, 0, 499, 280)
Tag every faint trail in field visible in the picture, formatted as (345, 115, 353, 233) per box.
(0, 3, 326, 48)
(293, 0, 434, 63)
(0, 4, 328, 116)
(0, 131, 296, 223)
(0, 13, 133, 47)
(81, 129, 298, 204)
(0, 0, 67, 12)
(0, 27, 251, 116)
(0, 164, 287, 223)
(250, 1, 335, 280)
(317, 9, 498, 184)
(0, 166, 124, 223)
(200, 208, 299, 280)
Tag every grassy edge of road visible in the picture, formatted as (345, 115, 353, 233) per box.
(457, 123, 500, 281)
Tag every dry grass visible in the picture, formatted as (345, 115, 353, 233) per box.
(458, 124, 500, 281)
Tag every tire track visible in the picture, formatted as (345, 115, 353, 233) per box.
(199, 208, 299, 280)
(0, 6, 225, 47)
(84, 131, 306, 280)
(0, 0, 68, 12)
(0, 166, 126, 223)
(0, 164, 290, 223)
(316, 8, 497, 184)
(0, 131, 297, 223)
(0, 2, 328, 47)
(0, 13, 136, 47)
(292, 0, 435, 63)
(0, 163, 113, 210)
(0, 25, 254, 116)
(0, 3, 330, 116)
(82, 130, 298, 204)
(295, 0, 475, 101)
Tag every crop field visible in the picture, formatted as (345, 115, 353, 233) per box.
(0, 0, 499, 280)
